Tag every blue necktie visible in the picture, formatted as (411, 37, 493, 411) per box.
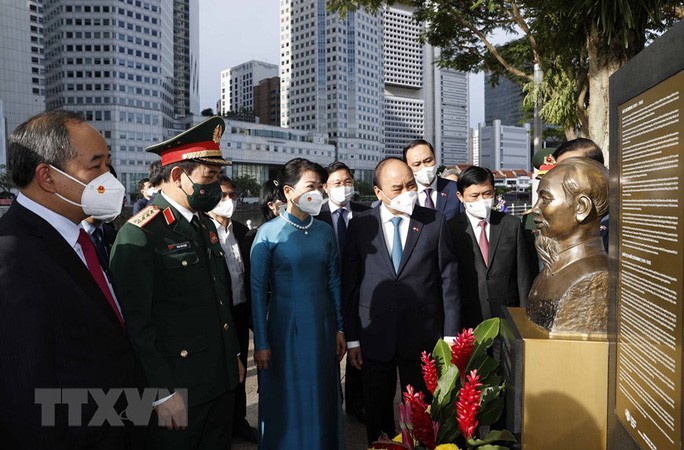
(336, 208, 347, 250)
(91, 227, 109, 268)
(390, 216, 403, 273)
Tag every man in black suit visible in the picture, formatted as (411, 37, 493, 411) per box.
(342, 157, 461, 443)
(132, 178, 153, 214)
(317, 161, 369, 423)
(448, 166, 535, 329)
(207, 175, 258, 443)
(0, 110, 145, 448)
(403, 139, 462, 220)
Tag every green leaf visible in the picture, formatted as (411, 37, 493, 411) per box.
(474, 445, 510, 450)
(432, 339, 452, 376)
(466, 319, 500, 370)
(434, 364, 458, 405)
(477, 396, 504, 426)
(466, 353, 498, 380)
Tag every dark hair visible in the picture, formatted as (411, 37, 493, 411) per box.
(137, 178, 150, 191)
(277, 158, 325, 197)
(259, 179, 281, 221)
(402, 139, 434, 161)
(108, 163, 117, 179)
(159, 161, 200, 183)
(457, 166, 495, 194)
(8, 110, 85, 187)
(218, 175, 237, 190)
(326, 161, 353, 179)
(148, 160, 163, 187)
(552, 138, 604, 165)
(373, 157, 404, 189)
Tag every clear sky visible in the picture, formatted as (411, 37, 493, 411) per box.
(198, 0, 485, 128)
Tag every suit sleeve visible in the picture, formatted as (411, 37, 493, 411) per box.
(249, 227, 272, 351)
(109, 224, 175, 394)
(324, 226, 344, 332)
(515, 219, 533, 307)
(341, 218, 363, 341)
(438, 214, 462, 334)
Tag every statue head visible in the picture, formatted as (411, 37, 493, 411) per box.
(531, 157, 609, 248)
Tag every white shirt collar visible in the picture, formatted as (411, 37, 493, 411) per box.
(16, 193, 82, 248)
(161, 191, 195, 223)
(379, 202, 410, 224)
(210, 217, 233, 235)
(417, 176, 438, 193)
(328, 199, 351, 213)
(465, 209, 491, 230)
(80, 219, 98, 235)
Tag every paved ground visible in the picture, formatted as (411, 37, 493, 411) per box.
(232, 334, 379, 450)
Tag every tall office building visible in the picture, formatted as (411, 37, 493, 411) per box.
(220, 60, 278, 116)
(484, 73, 525, 126)
(0, 0, 45, 141)
(38, 0, 198, 194)
(254, 77, 280, 126)
(280, 0, 385, 180)
(478, 120, 531, 170)
(434, 68, 469, 165)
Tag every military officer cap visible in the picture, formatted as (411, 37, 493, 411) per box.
(146, 116, 231, 167)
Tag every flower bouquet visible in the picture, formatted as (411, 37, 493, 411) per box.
(369, 318, 516, 450)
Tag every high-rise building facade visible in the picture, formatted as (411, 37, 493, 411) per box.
(37, 0, 197, 194)
(478, 120, 531, 170)
(0, 0, 45, 143)
(280, 0, 385, 180)
(254, 77, 281, 126)
(484, 73, 525, 127)
(434, 68, 469, 165)
(220, 60, 278, 116)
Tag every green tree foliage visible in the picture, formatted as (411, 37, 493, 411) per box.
(200, 108, 214, 117)
(233, 175, 261, 197)
(328, 0, 683, 164)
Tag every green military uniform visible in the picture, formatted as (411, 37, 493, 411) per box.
(109, 116, 240, 449)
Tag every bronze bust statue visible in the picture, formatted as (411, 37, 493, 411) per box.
(527, 158, 609, 334)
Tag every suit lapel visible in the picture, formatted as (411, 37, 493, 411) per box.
(436, 177, 448, 214)
(463, 214, 488, 271)
(487, 213, 504, 269)
(397, 213, 422, 276)
(371, 207, 395, 275)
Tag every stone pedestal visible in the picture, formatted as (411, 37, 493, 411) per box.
(502, 307, 609, 450)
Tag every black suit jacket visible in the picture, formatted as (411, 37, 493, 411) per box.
(316, 200, 370, 228)
(0, 201, 145, 449)
(435, 177, 462, 220)
(342, 205, 461, 362)
(227, 220, 253, 304)
(448, 211, 536, 329)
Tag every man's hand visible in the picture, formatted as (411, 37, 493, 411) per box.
(155, 393, 187, 431)
(255, 349, 271, 370)
(238, 356, 245, 383)
(336, 333, 347, 361)
(348, 347, 363, 370)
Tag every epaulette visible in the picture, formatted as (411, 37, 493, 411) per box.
(128, 205, 161, 228)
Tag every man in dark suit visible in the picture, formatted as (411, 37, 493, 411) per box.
(0, 110, 145, 448)
(207, 175, 258, 443)
(403, 139, 462, 220)
(132, 178, 153, 214)
(110, 117, 244, 449)
(317, 161, 369, 423)
(342, 157, 461, 444)
(449, 166, 535, 329)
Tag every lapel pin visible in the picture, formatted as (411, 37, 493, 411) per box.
(412, 226, 420, 232)
(209, 231, 219, 245)
(441, 192, 447, 197)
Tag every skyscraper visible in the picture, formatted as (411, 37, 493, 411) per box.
(173, 0, 200, 119)
(0, 0, 45, 145)
(280, 0, 385, 180)
(219, 60, 278, 116)
(254, 76, 281, 126)
(478, 120, 531, 170)
(484, 73, 525, 127)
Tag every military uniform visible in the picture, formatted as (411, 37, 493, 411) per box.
(109, 116, 240, 449)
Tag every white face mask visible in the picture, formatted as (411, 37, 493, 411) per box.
(211, 198, 237, 219)
(380, 189, 418, 216)
(414, 164, 438, 186)
(145, 187, 157, 198)
(464, 198, 493, 220)
(328, 186, 354, 206)
(291, 188, 324, 216)
(50, 165, 125, 222)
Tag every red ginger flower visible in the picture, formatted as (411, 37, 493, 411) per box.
(421, 351, 438, 395)
(403, 385, 437, 450)
(456, 370, 483, 440)
(450, 328, 475, 382)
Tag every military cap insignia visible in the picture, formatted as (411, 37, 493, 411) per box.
(128, 205, 161, 228)
(212, 125, 223, 143)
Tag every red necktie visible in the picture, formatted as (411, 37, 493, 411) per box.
(77, 229, 125, 327)
(479, 220, 489, 267)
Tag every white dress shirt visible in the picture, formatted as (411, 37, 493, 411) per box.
(16, 194, 122, 315)
(210, 218, 247, 306)
(379, 202, 410, 256)
(416, 177, 438, 208)
(161, 191, 196, 223)
(465, 208, 492, 241)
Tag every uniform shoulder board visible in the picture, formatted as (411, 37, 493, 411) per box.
(128, 205, 161, 228)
